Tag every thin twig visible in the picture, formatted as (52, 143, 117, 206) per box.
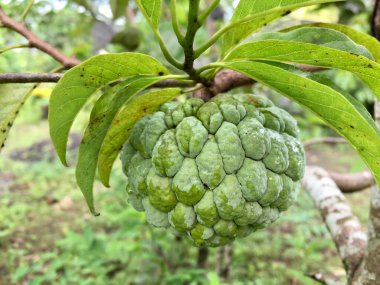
(0, 7, 80, 68)
(20, 0, 34, 22)
(0, 43, 30, 54)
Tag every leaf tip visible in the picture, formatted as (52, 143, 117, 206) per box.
(101, 179, 111, 188)
(59, 156, 69, 167)
(90, 206, 100, 216)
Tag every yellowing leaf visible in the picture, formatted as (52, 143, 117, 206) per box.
(76, 75, 164, 214)
(0, 84, 34, 152)
(97, 88, 181, 187)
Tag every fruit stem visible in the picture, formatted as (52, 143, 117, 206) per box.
(182, 0, 206, 84)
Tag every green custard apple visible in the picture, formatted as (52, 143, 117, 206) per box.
(111, 25, 140, 51)
(120, 93, 305, 247)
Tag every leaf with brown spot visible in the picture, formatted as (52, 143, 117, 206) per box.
(75, 75, 166, 214)
(0, 84, 35, 152)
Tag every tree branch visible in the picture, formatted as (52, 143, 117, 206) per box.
(201, 65, 324, 100)
(303, 137, 375, 192)
(0, 7, 80, 68)
(302, 167, 367, 281)
(303, 137, 347, 148)
(210, 70, 255, 95)
(329, 171, 375, 193)
(0, 73, 63, 83)
(0, 72, 194, 88)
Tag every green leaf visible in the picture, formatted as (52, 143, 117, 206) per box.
(250, 27, 373, 59)
(220, 0, 341, 56)
(212, 60, 380, 185)
(110, 0, 129, 19)
(224, 34, 380, 100)
(75, 75, 164, 214)
(284, 23, 380, 62)
(48, 53, 169, 166)
(0, 84, 34, 152)
(97, 87, 181, 187)
(135, 0, 162, 29)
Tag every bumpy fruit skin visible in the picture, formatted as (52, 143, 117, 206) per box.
(121, 94, 305, 247)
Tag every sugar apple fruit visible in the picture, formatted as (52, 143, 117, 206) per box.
(120, 93, 305, 247)
(111, 25, 140, 51)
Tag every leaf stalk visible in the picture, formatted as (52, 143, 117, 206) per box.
(170, 0, 185, 45)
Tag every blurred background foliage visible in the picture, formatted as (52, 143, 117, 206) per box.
(0, 0, 375, 284)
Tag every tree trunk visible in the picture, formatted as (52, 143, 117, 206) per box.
(352, 187, 380, 284)
(216, 244, 233, 283)
(350, 3, 380, 283)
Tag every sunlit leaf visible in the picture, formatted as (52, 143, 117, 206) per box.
(135, 0, 162, 29)
(211, 60, 380, 185)
(250, 27, 373, 59)
(284, 23, 380, 62)
(220, 0, 341, 56)
(98, 88, 181, 187)
(0, 84, 34, 152)
(48, 53, 169, 166)
(75, 75, 165, 214)
(224, 33, 380, 100)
